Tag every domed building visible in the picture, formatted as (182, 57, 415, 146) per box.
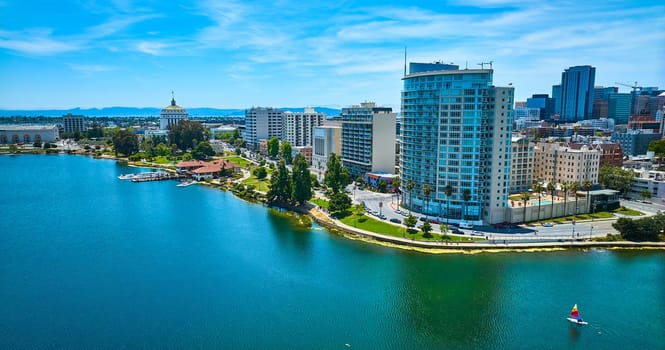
(160, 93, 189, 130)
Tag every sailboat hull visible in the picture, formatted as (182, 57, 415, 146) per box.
(567, 317, 588, 325)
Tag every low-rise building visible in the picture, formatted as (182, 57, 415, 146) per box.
(533, 140, 600, 186)
(628, 168, 665, 203)
(0, 125, 59, 144)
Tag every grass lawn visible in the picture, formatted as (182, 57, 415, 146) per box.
(242, 176, 270, 192)
(223, 156, 252, 167)
(153, 156, 172, 164)
(613, 207, 643, 216)
(311, 198, 329, 209)
(339, 214, 481, 242)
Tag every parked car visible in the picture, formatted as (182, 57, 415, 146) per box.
(390, 218, 401, 224)
(450, 228, 463, 234)
(542, 222, 553, 227)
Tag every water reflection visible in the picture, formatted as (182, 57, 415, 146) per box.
(394, 253, 504, 348)
(266, 208, 313, 259)
(568, 324, 581, 343)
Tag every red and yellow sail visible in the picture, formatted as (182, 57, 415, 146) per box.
(570, 304, 580, 319)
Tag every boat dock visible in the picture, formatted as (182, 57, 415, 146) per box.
(130, 172, 184, 183)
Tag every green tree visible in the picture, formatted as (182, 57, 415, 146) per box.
(324, 153, 350, 193)
(547, 182, 556, 219)
(598, 165, 634, 195)
(155, 142, 172, 157)
(440, 223, 449, 240)
(112, 129, 139, 156)
(406, 179, 415, 214)
(328, 192, 352, 215)
(352, 204, 365, 227)
(561, 182, 570, 217)
(569, 181, 580, 217)
(421, 220, 433, 238)
(444, 184, 453, 224)
(169, 120, 205, 151)
(392, 176, 401, 206)
(252, 166, 268, 180)
(378, 180, 387, 193)
(533, 182, 544, 221)
(648, 139, 665, 167)
(280, 141, 293, 164)
(423, 184, 432, 219)
(267, 137, 279, 158)
(141, 138, 155, 158)
(267, 160, 292, 204)
(404, 213, 417, 234)
(520, 191, 531, 223)
(291, 154, 312, 206)
(613, 213, 664, 241)
(639, 189, 652, 201)
(582, 180, 593, 213)
(192, 141, 214, 160)
(462, 188, 471, 221)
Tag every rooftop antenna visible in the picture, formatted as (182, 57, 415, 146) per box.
(477, 61, 494, 70)
(403, 46, 407, 76)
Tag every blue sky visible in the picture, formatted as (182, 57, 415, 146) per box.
(1, 0, 663, 110)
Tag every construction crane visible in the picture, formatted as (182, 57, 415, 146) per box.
(614, 81, 642, 92)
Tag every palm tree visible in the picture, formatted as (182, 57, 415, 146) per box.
(547, 182, 556, 219)
(392, 176, 401, 208)
(569, 181, 579, 218)
(582, 180, 593, 214)
(406, 179, 415, 214)
(520, 191, 531, 224)
(533, 182, 544, 222)
(462, 189, 471, 221)
(561, 181, 570, 217)
(423, 184, 431, 220)
(444, 184, 453, 225)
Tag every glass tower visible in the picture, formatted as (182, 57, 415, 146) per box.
(400, 62, 513, 225)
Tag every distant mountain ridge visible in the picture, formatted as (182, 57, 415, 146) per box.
(0, 106, 342, 117)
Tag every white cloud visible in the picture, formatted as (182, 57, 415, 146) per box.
(136, 41, 166, 55)
(0, 29, 78, 55)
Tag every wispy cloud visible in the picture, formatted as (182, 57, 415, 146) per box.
(69, 63, 115, 75)
(0, 29, 78, 55)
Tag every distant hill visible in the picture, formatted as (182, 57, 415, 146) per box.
(0, 106, 341, 117)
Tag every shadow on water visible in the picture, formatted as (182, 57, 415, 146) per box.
(265, 207, 313, 258)
(568, 324, 581, 343)
(393, 253, 504, 348)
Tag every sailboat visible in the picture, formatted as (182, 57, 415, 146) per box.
(566, 304, 588, 325)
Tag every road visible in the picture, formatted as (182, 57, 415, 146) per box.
(350, 185, 663, 243)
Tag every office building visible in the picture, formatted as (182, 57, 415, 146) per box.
(611, 130, 662, 156)
(63, 114, 86, 134)
(608, 93, 631, 125)
(560, 65, 595, 121)
(341, 102, 396, 179)
(526, 94, 554, 119)
(401, 62, 513, 224)
(244, 107, 284, 150)
(311, 124, 342, 181)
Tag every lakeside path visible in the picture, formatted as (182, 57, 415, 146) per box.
(306, 206, 665, 253)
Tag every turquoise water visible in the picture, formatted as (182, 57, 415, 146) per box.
(1, 155, 664, 349)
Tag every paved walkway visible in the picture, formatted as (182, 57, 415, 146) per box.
(307, 207, 665, 252)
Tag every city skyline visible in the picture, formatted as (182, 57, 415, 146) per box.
(1, 0, 664, 110)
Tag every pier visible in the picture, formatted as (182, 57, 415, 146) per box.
(131, 172, 184, 183)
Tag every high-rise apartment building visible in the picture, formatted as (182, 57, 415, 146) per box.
(244, 107, 284, 149)
(400, 62, 513, 224)
(62, 114, 86, 133)
(283, 107, 326, 147)
(560, 65, 596, 121)
(340, 102, 396, 179)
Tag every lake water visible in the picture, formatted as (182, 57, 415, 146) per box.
(1, 154, 663, 349)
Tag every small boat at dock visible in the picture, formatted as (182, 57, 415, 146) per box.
(177, 179, 196, 187)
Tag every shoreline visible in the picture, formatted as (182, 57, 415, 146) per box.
(7, 151, 665, 254)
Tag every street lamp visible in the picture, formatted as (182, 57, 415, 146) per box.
(589, 226, 594, 240)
